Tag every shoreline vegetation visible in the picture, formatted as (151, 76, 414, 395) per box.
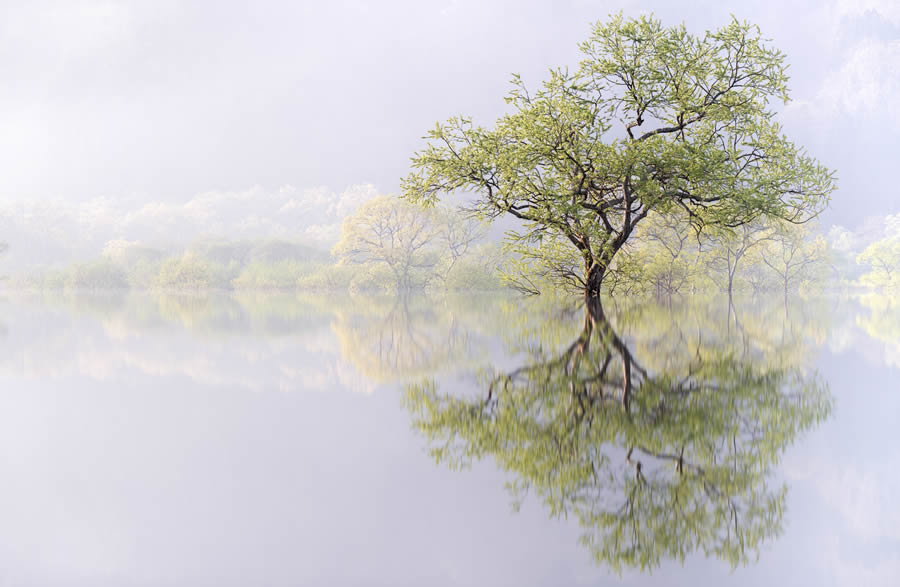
(0, 196, 896, 296)
(0, 195, 896, 296)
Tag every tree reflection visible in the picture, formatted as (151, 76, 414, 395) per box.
(405, 298, 831, 572)
(330, 293, 509, 382)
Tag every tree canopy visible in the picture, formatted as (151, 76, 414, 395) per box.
(402, 14, 835, 297)
(857, 237, 900, 290)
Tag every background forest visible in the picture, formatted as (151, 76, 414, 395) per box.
(0, 195, 897, 296)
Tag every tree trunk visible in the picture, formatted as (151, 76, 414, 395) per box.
(585, 263, 605, 299)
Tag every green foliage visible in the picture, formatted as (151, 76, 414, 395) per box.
(442, 260, 503, 291)
(405, 297, 831, 572)
(125, 259, 164, 289)
(296, 264, 356, 291)
(65, 260, 130, 290)
(760, 222, 831, 294)
(155, 255, 235, 290)
(857, 237, 900, 290)
(232, 260, 311, 291)
(403, 15, 834, 295)
(332, 195, 501, 292)
(332, 196, 440, 291)
(612, 211, 706, 295)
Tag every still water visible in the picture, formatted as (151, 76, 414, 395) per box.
(0, 291, 897, 586)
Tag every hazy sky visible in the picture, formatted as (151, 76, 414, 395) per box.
(0, 0, 897, 227)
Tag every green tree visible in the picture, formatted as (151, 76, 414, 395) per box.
(333, 196, 493, 292)
(405, 298, 830, 572)
(761, 221, 830, 297)
(704, 222, 774, 298)
(615, 211, 704, 295)
(333, 196, 440, 292)
(402, 15, 834, 297)
(66, 260, 130, 290)
(433, 207, 488, 286)
(857, 237, 900, 290)
(155, 255, 233, 290)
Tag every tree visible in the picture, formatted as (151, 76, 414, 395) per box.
(704, 221, 775, 298)
(402, 15, 834, 298)
(433, 207, 488, 285)
(761, 221, 830, 298)
(332, 196, 492, 292)
(66, 260, 130, 290)
(405, 298, 831, 572)
(857, 237, 900, 290)
(616, 211, 702, 296)
(332, 196, 440, 292)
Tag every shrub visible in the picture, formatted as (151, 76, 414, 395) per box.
(65, 260, 130, 290)
(296, 264, 355, 291)
(233, 260, 309, 290)
(155, 256, 233, 290)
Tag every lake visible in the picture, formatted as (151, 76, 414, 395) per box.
(0, 291, 897, 586)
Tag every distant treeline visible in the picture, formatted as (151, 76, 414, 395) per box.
(1, 228, 505, 294)
(0, 195, 897, 295)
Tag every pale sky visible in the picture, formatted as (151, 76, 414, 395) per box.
(0, 0, 897, 228)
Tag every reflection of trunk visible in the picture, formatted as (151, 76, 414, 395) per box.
(586, 298, 639, 414)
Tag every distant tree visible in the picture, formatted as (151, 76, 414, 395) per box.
(332, 196, 440, 292)
(434, 208, 488, 285)
(333, 196, 492, 292)
(402, 15, 834, 297)
(155, 255, 231, 290)
(704, 222, 774, 298)
(617, 211, 701, 295)
(66, 260, 130, 290)
(857, 237, 900, 290)
(761, 222, 830, 297)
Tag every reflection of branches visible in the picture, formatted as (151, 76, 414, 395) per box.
(406, 297, 831, 572)
(332, 295, 485, 382)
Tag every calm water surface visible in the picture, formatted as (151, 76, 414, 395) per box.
(0, 291, 897, 586)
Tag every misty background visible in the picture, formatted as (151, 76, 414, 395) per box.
(0, 0, 897, 270)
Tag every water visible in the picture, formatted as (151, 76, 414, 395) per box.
(0, 291, 897, 586)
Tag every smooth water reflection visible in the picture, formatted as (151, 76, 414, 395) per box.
(0, 291, 897, 585)
(407, 298, 831, 572)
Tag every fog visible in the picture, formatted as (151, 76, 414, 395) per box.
(0, 0, 897, 273)
(1, 4, 899, 583)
